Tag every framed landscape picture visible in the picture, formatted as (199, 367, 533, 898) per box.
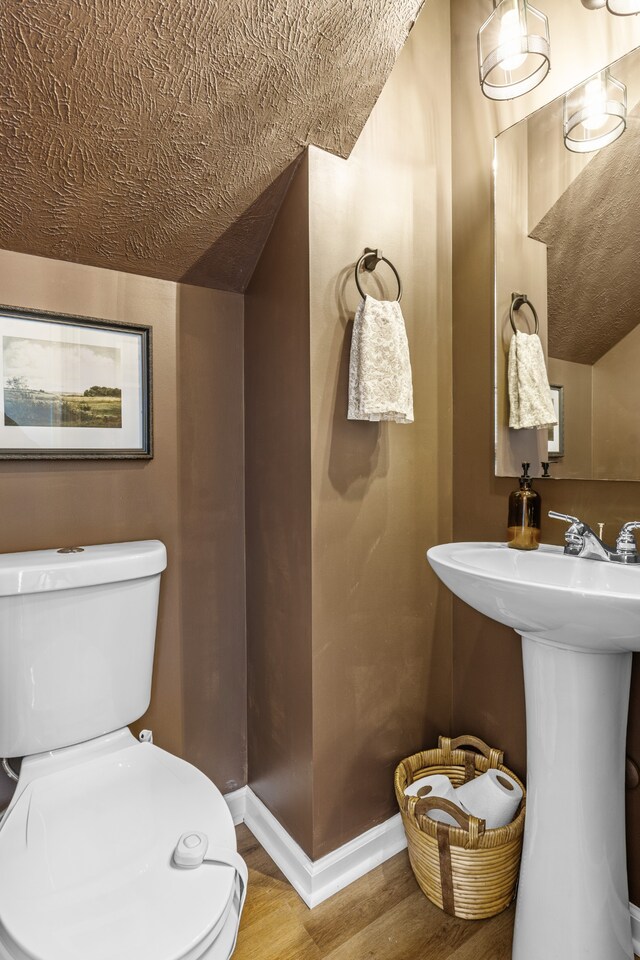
(0, 305, 152, 459)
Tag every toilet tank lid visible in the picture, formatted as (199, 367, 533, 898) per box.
(0, 540, 167, 597)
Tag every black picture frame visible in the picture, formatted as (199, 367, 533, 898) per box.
(0, 304, 152, 460)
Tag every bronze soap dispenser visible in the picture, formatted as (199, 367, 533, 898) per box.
(508, 462, 541, 551)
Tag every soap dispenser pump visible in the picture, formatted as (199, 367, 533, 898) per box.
(508, 462, 541, 551)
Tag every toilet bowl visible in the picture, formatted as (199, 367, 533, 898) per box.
(0, 542, 246, 960)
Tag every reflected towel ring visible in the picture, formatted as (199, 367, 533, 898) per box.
(510, 293, 539, 335)
(355, 248, 402, 302)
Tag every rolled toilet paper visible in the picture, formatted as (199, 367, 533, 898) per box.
(404, 774, 466, 827)
(454, 768, 523, 829)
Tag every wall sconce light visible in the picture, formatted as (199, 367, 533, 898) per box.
(581, 0, 640, 15)
(563, 68, 627, 152)
(478, 0, 551, 100)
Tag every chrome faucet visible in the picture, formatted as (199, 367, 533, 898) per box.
(549, 511, 640, 564)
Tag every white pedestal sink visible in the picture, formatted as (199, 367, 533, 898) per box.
(427, 541, 637, 960)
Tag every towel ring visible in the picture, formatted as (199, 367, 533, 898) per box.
(355, 248, 402, 302)
(510, 293, 539, 335)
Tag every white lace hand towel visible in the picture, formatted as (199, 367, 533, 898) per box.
(348, 296, 414, 423)
(508, 331, 558, 430)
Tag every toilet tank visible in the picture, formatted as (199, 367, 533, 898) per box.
(0, 541, 167, 758)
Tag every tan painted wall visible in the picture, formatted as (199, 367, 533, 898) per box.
(451, 0, 640, 900)
(244, 155, 314, 854)
(177, 284, 247, 790)
(0, 249, 246, 792)
(307, 0, 452, 858)
(547, 357, 593, 480)
(243, 0, 452, 860)
(593, 323, 640, 481)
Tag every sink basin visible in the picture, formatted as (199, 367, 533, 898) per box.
(427, 541, 638, 960)
(428, 541, 640, 652)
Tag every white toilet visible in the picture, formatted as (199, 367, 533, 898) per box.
(0, 540, 246, 960)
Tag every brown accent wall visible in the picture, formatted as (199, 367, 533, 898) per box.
(244, 0, 453, 860)
(307, 0, 452, 859)
(177, 284, 246, 791)
(0, 249, 246, 791)
(547, 357, 593, 480)
(592, 324, 640, 482)
(244, 155, 314, 854)
(451, 0, 640, 901)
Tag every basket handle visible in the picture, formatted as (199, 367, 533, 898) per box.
(412, 795, 486, 842)
(439, 734, 504, 769)
(412, 795, 485, 913)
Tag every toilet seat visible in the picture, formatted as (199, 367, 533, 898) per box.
(0, 731, 240, 960)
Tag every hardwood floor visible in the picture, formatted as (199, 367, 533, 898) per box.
(233, 824, 515, 960)
(234, 825, 640, 959)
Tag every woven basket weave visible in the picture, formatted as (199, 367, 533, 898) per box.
(394, 734, 526, 920)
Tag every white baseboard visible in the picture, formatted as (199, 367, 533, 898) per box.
(225, 788, 640, 942)
(224, 785, 407, 909)
(224, 786, 247, 826)
(631, 902, 640, 955)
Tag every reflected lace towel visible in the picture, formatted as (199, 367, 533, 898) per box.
(508, 331, 557, 430)
(347, 296, 414, 424)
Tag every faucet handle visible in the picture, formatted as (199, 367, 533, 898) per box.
(548, 511, 586, 553)
(619, 521, 640, 534)
(616, 522, 640, 556)
(548, 510, 582, 527)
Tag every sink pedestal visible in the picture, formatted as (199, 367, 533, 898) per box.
(426, 542, 640, 959)
(513, 635, 634, 960)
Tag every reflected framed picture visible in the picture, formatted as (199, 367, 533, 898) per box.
(0, 305, 152, 459)
(548, 384, 564, 459)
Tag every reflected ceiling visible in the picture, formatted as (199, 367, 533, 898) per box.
(531, 106, 640, 365)
(0, 0, 423, 291)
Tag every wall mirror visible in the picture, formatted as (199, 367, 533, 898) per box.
(494, 43, 640, 481)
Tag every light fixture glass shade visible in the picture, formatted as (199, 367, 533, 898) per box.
(607, 0, 640, 13)
(563, 68, 627, 153)
(478, 0, 550, 100)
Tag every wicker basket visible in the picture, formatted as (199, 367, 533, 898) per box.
(394, 734, 526, 920)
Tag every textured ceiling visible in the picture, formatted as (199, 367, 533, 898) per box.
(531, 108, 640, 365)
(0, 0, 423, 292)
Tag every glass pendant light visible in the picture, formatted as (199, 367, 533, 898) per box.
(606, 0, 640, 13)
(563, 68, 627, 153)
(478, 0, 551, 100)
(581, 0, 640, 15)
